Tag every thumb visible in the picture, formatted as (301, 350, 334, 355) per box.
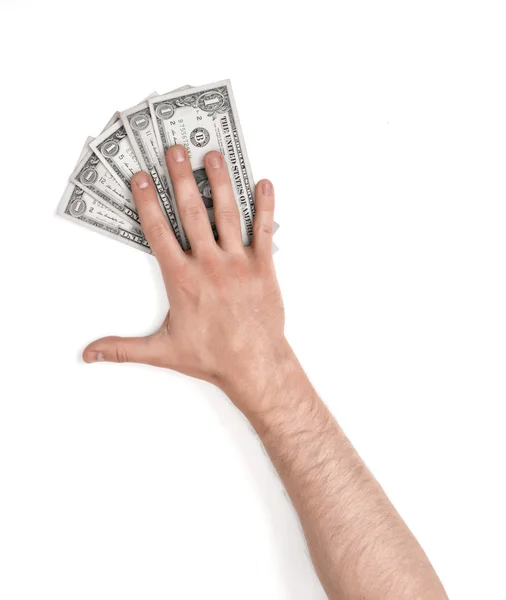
(83, 335, 162, 365)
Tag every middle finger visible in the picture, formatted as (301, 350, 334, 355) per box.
(165, 145, 215, 253)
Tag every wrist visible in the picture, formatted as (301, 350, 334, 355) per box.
(220, 338, 314, 426)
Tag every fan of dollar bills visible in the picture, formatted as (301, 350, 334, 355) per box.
(57, 81, 278, 254)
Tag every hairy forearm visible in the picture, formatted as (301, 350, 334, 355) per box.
(228, 343, 447, 600)
(81, 142, 445, 595)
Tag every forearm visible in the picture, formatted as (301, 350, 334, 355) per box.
(227, 342, 447, 600)
(84, 147, 446, 598)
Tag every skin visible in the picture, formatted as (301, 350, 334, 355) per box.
(83, 145, 448, 600)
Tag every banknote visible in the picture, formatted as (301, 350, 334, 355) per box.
(100, 91, 159, 134)
(58, 180, 276, 257)
(149, 80, 255, 245)
(89, 90, 185, 192)
(70, 145, 141, 227)
(89, 119, 141, 191)
(58, 82, 280, 257)
(57, 182, 150, 254)
(121, 101, 185, 247)
(58, 140, 150, 253)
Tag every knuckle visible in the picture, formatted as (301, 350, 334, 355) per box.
(146, 222, 170, 242)
(231, 255, 249, 276)
(184, 202, 205, 221)
(172, 260, 188, 283)
(199, 252, 222, 281)
(255, 255, 274, 274)
(254, 221, 273, 236)
(215, 206, 238, 225)
(115, 347, 128, 363)
(200, 250, 220, 269)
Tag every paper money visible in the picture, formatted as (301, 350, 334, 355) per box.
(89, 90, 184, 190)
(100, 92, 162, 134)
(149, 80, 255, 246)
(58, 139, 148, 253)
(58, 81, 280, 257)
(70, 145, 141, 227)
(57, 182, 150, 254)
(100, 93, 158, 134)
(121, 101, 185, 247)
(89, 120, 141, 191)
(91, 89, 191, 246)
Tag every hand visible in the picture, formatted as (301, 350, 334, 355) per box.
(83, 145, 288, 414)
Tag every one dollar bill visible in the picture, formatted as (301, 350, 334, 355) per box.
(57, 182, 150, 254)
(149, 80, 255, 246)
(70, 144, 141, 227)
(121, 100, 185, 246)
(58, 83, 279, 256)
(58, 140, 149, 253)
(89, 120, 141, 191)
(91, 88, 192, 247)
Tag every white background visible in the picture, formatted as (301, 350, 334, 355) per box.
(0, 1, 505, 598)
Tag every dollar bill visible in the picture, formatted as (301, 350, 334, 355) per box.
(89, 120, 141, 191)
(100, 92, 158, 134)
(121, 101, 185, 247)
(70, 144, 141, 227)
(149, 80, 255, 246)
(58, 139, 149, 253)
(89, 89, 187, 192)
(57, 182, 150, 254)
(58, 83, 280, 257)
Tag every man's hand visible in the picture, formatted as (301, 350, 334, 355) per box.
(83, 145, 287, 414)
(83, 145, 448, 600)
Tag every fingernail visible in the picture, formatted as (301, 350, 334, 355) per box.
(134, 172, 150, 189)
(262, 181, 273, 195)
(170, 146, 186, 163)
(85, 351, 104, 363)
(207, 153, 222, 169)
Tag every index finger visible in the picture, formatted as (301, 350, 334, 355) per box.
(132, 171, 185, 274)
